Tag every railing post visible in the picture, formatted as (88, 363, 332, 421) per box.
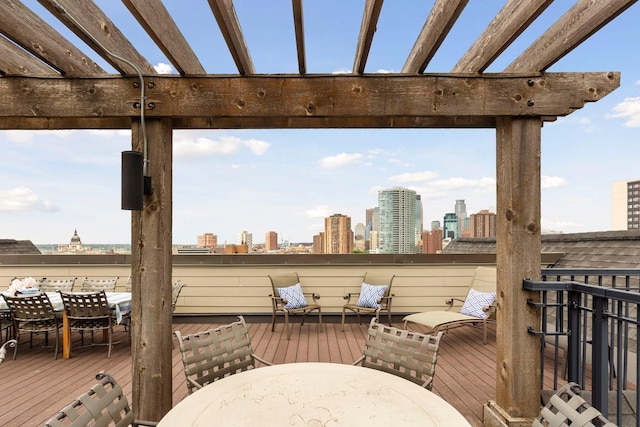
(591, 292, 609, 416)
(567, 290, 580, 383)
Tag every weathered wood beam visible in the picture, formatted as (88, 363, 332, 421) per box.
(38, 0, 156, 76)
(353, 0, 384, 74)
(122, 0, 206, 75)
(506, 0, 638, 72)
(0, 73, 619, 122)
(486, 116, 542, 424)
(291, 0, 306, 75)
(130, 118, 173, 422)
(0, 35, 59, 76)
(453, 0, 553, 74)
(207, 0, 255, 75)
(0, 0, 103, 76)
(402, 0, 468, 74)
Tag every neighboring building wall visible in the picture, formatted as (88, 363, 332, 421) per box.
(612, 179, 640, 230)
(236, 231, 253, 252)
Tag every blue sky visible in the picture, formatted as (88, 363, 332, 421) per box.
(1, 1, 639, 245)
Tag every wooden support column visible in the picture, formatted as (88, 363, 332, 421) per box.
(130, 118, 173, 422)
(484, 117, 542, 426)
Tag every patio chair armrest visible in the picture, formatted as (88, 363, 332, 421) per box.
(445, 297, 465, 310)
(252, 353, 273, 366)
(187, 377, 203, 391)
(343, 292, 359, 303)
(305, 292, 321, 302)
(483, 301, 497, 314)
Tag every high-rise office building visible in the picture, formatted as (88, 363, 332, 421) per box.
(354, 223, 365, 251)
(265, 231, 278, 252)
(443, 213, 458, 239)
(612, 179, 640, 230)
(455, 199, 468, 236)
(415, 195, 423, 252)
(324, 214, 353, 254)
(469, 210, 497, 237)
(378, 187, 417, 254)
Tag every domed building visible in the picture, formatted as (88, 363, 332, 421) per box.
(57, 229, 92, 254)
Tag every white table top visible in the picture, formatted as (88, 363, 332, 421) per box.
(158, 362, 470, 427)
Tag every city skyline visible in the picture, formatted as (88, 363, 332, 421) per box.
(1, 2, 640, 245)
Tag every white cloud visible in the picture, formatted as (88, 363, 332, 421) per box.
(430, 177, 496, 191)
(541, 175, 567, 189)
(173, 135, 271, 160)
(606, 97, 640, 127)
(305, 205, 332, 218)
(0, 187, 58, 213)
(319, 153, 363, 169)
(388, 158, 410, 167)
(389, 171, 438, 183)
(154, 62, 174, 74)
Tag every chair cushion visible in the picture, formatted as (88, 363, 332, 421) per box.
(460, 288, 496, 319)
(277, 283, 308, 309)
(356, 283, 388, 309)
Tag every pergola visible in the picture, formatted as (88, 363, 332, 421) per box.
(1, 0, 635, 424)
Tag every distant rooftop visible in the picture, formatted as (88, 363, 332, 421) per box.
(0, 239, 41, 255)
(442, 230, 640, 269)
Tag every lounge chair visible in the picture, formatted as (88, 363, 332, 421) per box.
(403, 266, 497, 344)
(341, 273, 395, 331)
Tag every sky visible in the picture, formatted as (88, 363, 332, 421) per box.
(1, 1, 639, 245)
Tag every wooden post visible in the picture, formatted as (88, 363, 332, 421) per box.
(484, 117, 542, 426)
(130, 118, 173, 421)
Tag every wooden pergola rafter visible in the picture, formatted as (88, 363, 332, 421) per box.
(0, 0, 636, 424)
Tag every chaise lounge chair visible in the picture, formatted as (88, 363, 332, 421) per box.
(403, 266, 497, 344)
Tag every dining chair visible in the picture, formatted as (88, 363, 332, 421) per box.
(341, 273, 395, 331)
(38, 277, 76, 293)
(174, 315, 272, 394)
(268, 272, 322, 339)
(533, 382, 615, 427)
(1, 293, 61, 360)
(43, 371, 158, 427)
(353, 318, 444, 390)
(80, 277, 118, 292)
(59, 290, 117, 358)
(171, 280, 185, 312)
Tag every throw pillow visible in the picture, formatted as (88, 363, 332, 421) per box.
(276, 283, 308, 309)
(460, 288, 497, 319)
(355, 283, 388, 309)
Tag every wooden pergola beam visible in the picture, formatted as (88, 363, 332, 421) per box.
(353, 0, 384, 74)
(207, 0, 255, 75)
(0, 73, 619, 125)
(122, 0, 206, 75)
(402, 0, 469, 74)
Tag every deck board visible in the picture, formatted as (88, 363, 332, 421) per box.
(0, 316, 531, 427)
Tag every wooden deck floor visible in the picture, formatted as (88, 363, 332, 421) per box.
(0, 316, 542, 427)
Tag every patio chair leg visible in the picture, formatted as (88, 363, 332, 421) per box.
(271, 314, 276, 332)
(341, 309, 346, 332)
(285, 313, 291, 340)
(318, 309, 322, 332)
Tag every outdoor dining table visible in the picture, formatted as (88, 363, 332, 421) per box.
(0, 291, 131, 359)
(157, 362, 471, 426)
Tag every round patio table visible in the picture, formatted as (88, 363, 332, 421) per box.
(159, 362, 470, 426)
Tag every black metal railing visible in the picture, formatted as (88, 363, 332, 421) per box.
(525, 268, 640, 426)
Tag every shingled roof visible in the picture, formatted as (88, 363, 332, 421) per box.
(442, 230, 640, 269)
(0, 239, 41, 255)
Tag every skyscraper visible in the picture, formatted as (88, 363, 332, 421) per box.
(443, 213, 458, 239)
(415, 194, 423, 252)
(324, 214, 353, 254)
(265, 231, 278, 252)
(378, 187, 417, 254)
(470, 210, 497, 237)
(612, 179, 640, 230)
